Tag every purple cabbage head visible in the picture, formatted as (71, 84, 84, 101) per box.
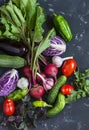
(43, 36, 66, 56)
(0, 69, 19, 96)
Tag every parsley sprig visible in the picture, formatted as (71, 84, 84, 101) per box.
(66, 69, 89, 104)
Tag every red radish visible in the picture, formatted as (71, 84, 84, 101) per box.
(36, 73, 46, 82)
(43, 78, 54, 91)
(23, 66, 31, 77)
(37, 72, 55, 91)
(29, 85, 45, 98)
(44, 64, 58, 77)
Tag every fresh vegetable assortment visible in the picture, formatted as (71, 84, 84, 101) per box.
(0, 0, 88, 130)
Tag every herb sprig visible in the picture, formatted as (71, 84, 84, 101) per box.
(66, 69, 89, 104)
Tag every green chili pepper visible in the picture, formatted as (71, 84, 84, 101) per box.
(7, 87, 28, 101)
(53, 13, 73, 41)
(32, 100, 52, 108)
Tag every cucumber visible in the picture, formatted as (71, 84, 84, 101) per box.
(46, 93, 65, 117)
(0, 54, 27, 68)
(47, 75, 67, 104)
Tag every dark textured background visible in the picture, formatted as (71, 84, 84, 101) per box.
(0, 0, 89, 130)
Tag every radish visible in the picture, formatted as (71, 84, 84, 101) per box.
(23, 66, 31, 77)
(36, 73, 46, 82)
(29, 85, 45, 99)
(22, 66, 32, 89)
(37, 72, 55, 91)
(44, 64, 58, 77)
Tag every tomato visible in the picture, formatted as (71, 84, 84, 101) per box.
(62, 59, 77, 77)
(3, 99, 15, 116)
(61, 84, 74, 95)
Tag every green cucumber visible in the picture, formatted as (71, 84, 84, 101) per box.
(47, 75, 67, 104)
(46, 93, 65, 117)
(0, 54, 27, 68)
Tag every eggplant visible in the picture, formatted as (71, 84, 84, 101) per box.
(0, 39, 28, 56)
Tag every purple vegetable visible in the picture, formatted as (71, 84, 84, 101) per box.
(0, 69, 19, 96)
(43, 36, 66, 56)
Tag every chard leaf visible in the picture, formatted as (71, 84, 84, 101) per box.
(35, 28, 56, 58)
(12, 0, 20, 7)
(0, 14, 20, 41)
(0, 5, 14, 25)
(33, 6, 46, 42)
(26, 0, 38, 31)
(32, 28, 55, 76)
(5, 1, 21, 27)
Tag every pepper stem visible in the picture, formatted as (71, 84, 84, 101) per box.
(52, 13, 57, 17)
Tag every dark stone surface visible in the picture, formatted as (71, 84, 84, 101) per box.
(0, 0, 89, 130)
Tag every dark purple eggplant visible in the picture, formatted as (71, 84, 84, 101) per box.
(0, 39, 28, 56)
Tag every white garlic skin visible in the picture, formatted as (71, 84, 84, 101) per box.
(17, 77, 29, 89)
(52, 56, 63, 68)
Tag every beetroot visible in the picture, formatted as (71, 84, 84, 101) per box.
(29, 85, 45, 98)
(44, 64, 58, 77)
(23, 66, 31, 77)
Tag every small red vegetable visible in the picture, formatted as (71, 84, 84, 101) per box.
(30, 85, 45, 98)
(36, 73, 46, 82)
(62, 59, 77, 77)
(61, 84, 74, 95)
(23, 66, 31, 77)
(3, 99, 15, 116)
(44, 64, 58, 77)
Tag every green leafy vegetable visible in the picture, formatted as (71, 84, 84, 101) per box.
(0, 0, 46, 45)
(66, 69, 89, 104)
(0, 1, 26, 42)
(0, 0, 49, 77)
(31, 28, 56, 77)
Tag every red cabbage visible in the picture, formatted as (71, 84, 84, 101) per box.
(0, 69, 19, 96)
(43, 36, 66, 56)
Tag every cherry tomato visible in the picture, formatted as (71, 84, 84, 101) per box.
(61, 84, 74, 95)
(62, 59, 77, 77)
(3, 99, 15, 116)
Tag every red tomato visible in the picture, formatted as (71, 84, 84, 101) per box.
(61, 84, 74, 95)
(3, 99, 15, 116)
(62, 59, 77, 77)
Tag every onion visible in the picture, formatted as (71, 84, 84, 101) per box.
(43, 36, 66, 56)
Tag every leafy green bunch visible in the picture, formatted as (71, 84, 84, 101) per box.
(66, 69, 89, 104)
(0, 0, 55, 76)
